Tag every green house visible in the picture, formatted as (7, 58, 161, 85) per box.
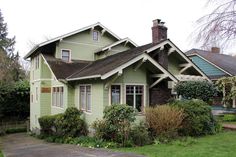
(24, 19, 208, 131)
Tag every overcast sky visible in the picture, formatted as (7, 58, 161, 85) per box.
(1, 0, 235, 57)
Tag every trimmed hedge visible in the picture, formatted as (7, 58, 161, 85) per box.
(174, 81, 217, 102)
(38, 107, 87, 137)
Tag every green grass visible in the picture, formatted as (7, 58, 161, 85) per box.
(223, 121, 236, 125)
(115, 131, 236, 157)
(0, 150, 3, 157)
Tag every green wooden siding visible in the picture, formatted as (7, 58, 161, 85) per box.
(55, 29, 118, 61)
(190, 55, 226, 76)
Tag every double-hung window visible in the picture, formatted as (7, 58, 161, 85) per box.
(111, 85, 121, 105)
(126, 85, 144, 112)
(80, 85, 91, 112)
(61, 49, 70, 62)
(52, 87, 64, 108)
(35, 55, 39, 69)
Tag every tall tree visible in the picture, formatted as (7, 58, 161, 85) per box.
(195, 0, 236, 49)
(0, 9, 25, 82)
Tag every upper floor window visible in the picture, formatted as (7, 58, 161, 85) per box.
(35, 55, 39, 69)
(93, 30, 99, 41)
(61, 49, 70, 62)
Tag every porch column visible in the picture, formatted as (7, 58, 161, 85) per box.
(233, 98, 236, 108)
(233, 85, 236, 108)
(223, 83, 226, 108)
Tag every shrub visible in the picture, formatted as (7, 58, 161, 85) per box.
(5, 127, 27, 134)
(171, 99, 218, 136)
(145, 105, 185, 141)
(223, 114, 236, 122)
(54, 107, 88, 137)
(38, 107, 87, 137)
(130, 122, 152, 146)
(38, 114, 61, 135)
(92, 104, 136, 146)
(174, 81, 217, 102)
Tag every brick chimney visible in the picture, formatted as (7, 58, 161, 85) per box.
(151, 19, 168, 69)
(211, 47, 220, 53)
(152, 19, 167, 44)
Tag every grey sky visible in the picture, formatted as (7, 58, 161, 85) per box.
(1, 0, 235, 57)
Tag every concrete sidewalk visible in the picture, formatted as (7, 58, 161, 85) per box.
(1, 133, 145, 157)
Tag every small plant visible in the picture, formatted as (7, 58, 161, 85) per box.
(130, 122, 152, 146)
(145, 105, 185, 142)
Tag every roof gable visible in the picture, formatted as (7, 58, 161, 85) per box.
(186, 49, 236, 76)
(24, 22, 121, 59)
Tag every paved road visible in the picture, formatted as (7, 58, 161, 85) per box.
(1, 133, 145, 157)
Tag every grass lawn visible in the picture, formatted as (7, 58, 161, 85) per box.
(0, 150, 3, 157)
(223, 121, 236, 125)
(115, 131, 236, 157)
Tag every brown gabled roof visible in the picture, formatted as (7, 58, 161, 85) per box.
(67, 43, 156, 80)
(43, 54, 91, 79)
(186, 49, 236, 76)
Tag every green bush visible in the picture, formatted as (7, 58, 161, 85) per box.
(6, 127, 27, 134)
(0, 80, 30, 120)
(38, 114, 61, 135)
(174, 81, 217, 102)
(145, 105, 185, 142)
(54, 107, 87, 137)
(38, 107, 87, 137)
(223, 114, 236, 122)
(171, 99, 218, 136)
(130, 122, 152, 146)
(92, 104, 136, 146)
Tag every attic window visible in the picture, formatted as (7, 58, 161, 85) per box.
(61, 49, 70, 62)
(93, 30, 99, 41)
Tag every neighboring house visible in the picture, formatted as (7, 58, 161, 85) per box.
(24, 19, 209, 131)
(186, 48, 236, 107)
(186, 48, 236, 80)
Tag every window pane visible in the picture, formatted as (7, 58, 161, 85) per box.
(126, 86, 134, 94)
(56, 88, 60, 107)
(80, 86, 86, 110)
(136, 95, 142, 112)
(60, 87, 63, 108)
(126, 95, 134, 108)
(86, 86, 91, 111)
(111, 85, 120, 104)
(93, 31, 98, 41)
(62, 50, 70, 62)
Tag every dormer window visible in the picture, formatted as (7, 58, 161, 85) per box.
(93, 30, 99, 41)
(61, 49, 70, 62)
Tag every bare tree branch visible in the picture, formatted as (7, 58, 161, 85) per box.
(194, 0, 236, 50)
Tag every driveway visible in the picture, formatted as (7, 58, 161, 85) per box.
(0, 133, 145, 157)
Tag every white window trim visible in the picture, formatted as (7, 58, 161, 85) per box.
(108, 83, 123, 105)
(51, 86, 64, 109)
(78, 84, 92, 114)
(92, 30, 100, 42)
(61, 49, 71, 62)
(124, 83, 146, 112)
